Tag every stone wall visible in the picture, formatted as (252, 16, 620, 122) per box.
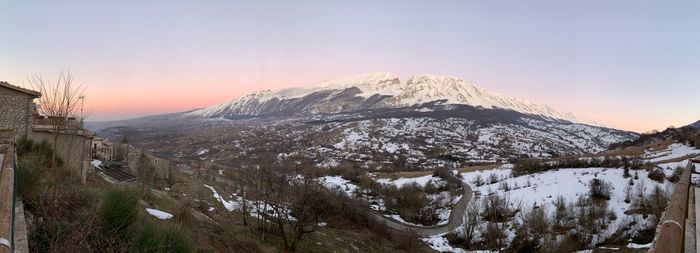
(0, 87, 35, 141)
(31, 129, 92, 182)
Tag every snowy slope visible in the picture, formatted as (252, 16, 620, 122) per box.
(186, 72, 600, 125)
(687, 119, 700, 128)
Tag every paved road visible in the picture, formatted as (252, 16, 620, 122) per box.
(368, 173, 473, 237)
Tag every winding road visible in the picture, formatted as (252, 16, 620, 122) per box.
(368, 173, 474, 237)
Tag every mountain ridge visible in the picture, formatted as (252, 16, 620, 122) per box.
(185, 72, 604, 126)
(687, 119, 700, 128)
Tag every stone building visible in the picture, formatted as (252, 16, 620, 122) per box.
(91, 136, 114, 161)
(145, 153, 170, 180)
(120, 143, 171, 180)
(0, 81, 41, 141)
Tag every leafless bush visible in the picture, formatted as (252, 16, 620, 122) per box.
(636, 185, 670, 225)
(482, 194, 516, 222)
(473, 174, 484, 186)
(589, 178, 612, 200)
(489, 173, 498, 184)
(551, 195, 571, 232)
(667, 165, 683, 183)
(462, 200, 482, 244)
(509, 206, 549, 252)
(647, 168, 666, 182)
(482, 222, 508, 251)
(499, 181, 510, 191)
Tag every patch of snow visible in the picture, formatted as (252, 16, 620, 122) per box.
(645, 143, 700, 162)
(91, 160, 103, 168)
(196, 148, 209, 155)
(204, 184, 240, 211)
(320, 176, 358, 196)
(145, 208, 173, 220)
(376, 174, 438, 188)
(627, 242, 652, 249)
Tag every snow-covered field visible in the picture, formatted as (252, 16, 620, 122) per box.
(462, 166, 670, 224)
(420, 164, 677, 252)
(644, 143, 700, 162)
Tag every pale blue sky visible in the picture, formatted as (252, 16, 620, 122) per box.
(1, 0, 699, 132)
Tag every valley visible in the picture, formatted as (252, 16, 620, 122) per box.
(83, 73, 700, 252)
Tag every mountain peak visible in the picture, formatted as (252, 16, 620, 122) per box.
(186, 72, 602, 126)
(687, 119, 700, 128)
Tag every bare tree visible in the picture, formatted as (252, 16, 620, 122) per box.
(137, 153, 154, 195)
(27, 71, 87, 168)
(462, 199, 482, 244)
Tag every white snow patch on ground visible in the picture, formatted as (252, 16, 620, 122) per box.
(422, 234, 467, 253)
(627, 242, 652, 249)
(422, 234, 497, 253)
(145, 208, 173, 220)
(91, 160, 103, 168)
(645, 143, 700, 162)
(196, 148, 209, 155)
(320, 176, 358, 196)
(376, 174, 438, 188)
(204, 184, 240, 211)
(203, 184, 296, 221)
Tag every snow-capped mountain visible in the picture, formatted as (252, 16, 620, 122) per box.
(186, 72, 600, 125)
(687, 119, 700, 128)
(95, 72, 638, 169)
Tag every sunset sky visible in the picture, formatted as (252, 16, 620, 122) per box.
(1, 0, 699, 133)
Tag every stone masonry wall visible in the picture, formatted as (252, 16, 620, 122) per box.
(0, 88, 35, 141)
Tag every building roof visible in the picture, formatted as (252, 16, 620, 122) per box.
(0, 81, 41, 97)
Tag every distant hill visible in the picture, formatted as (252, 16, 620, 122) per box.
(687, 119, 700, 128)
(85, 110, 195, 132)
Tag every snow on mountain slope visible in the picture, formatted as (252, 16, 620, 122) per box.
(687, 119, 700, 128)
(186, 72, 600, 125)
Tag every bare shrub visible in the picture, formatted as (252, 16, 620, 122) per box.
(636, 185, 670, 225)
(647, 169, 665, 182)
(551, 195, 570, 232)
(473, 174, 484, 186)
(624, 179, 633, 203)
(489, 173, 498, 184)
(588, 178, 612, 200)
(462, 200, 482, 244)
(483, 222, 508, 251)
(667, 165, 683, 183)
(499, 181, 510, 191)
(509, 207, 549, 252)
(482, 194, 515, 222)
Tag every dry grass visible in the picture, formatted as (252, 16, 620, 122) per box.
(598, 139, 674, 157)
(652, 154, 698, 165)
(457, 164, 502, 173)
(374, 164, 502, 179)
(374, 170, 434, 179)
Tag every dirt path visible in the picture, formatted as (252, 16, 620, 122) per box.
(367, 173, 473, 237)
